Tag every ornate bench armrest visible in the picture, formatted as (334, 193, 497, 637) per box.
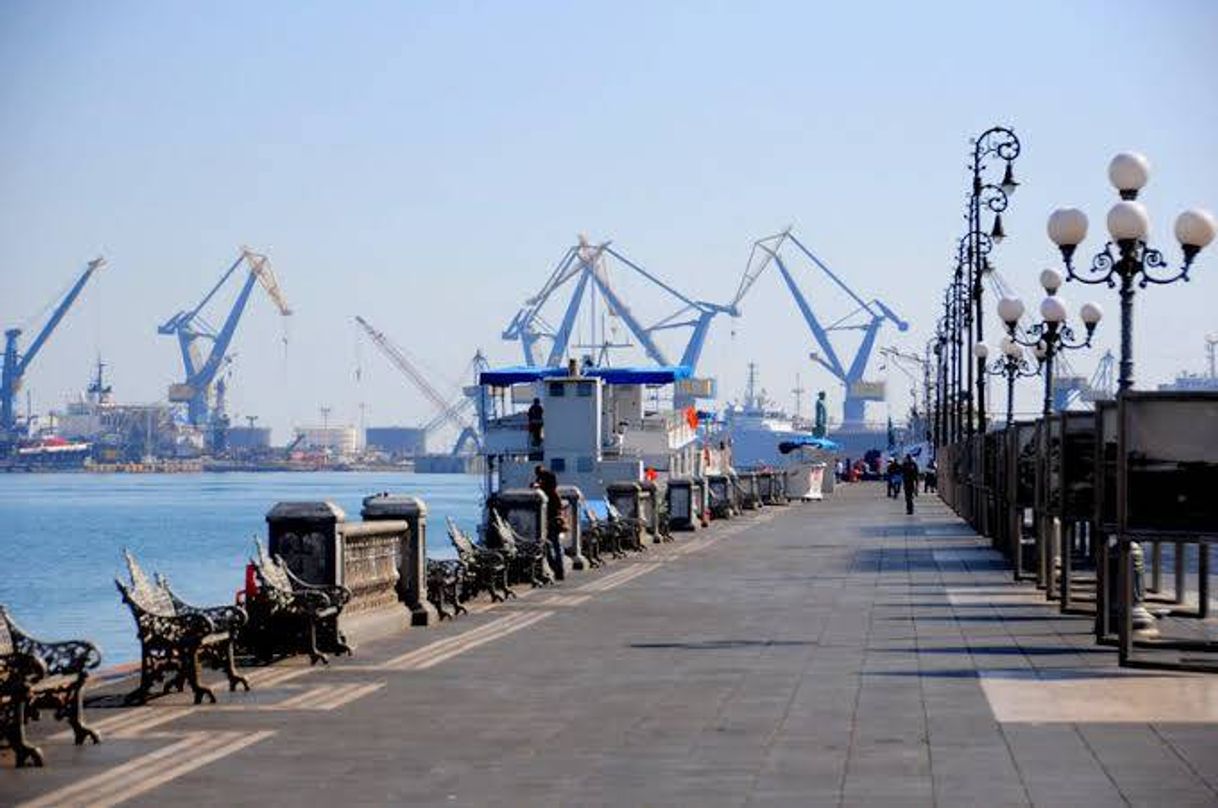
(19, 638, 101, 677)
(281, 566, 352, 608)
(160, 579, 248, 632)
(0, 651, 48, 689)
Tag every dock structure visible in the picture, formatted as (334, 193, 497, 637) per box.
(5, 486, 1217, 806)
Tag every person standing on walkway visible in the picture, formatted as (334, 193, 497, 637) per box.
(885, 457, 901, 499)
(533, 464, 564, 576)
(527, 398, 544, 450)
(901, 454, 919, 515)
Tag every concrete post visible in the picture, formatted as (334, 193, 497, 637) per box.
(360, 494, 437, 627)
(266, 501, 346, 586)
(557, 485, 589, 569)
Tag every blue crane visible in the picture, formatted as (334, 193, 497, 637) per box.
(355, 316, 486, 454)
(158, 248, 291, 426)
(733, 229, 908, 427)
(502, 235, 733, 372)
(2, 257, 106, 438)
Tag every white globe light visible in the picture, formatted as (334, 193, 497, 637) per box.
(1107, 201, 1150, 241)
(1175, 208, 1217, 249)
(997, 296, 1025, 325)
(1040, 296, 1068, 324)
(1003, 340, 1023, 359)
(1080, 301, 1103, 326)
(973, 342, 989, 359)
(1108, 152, 1150, 193)
(1047, 208, 1088, 247)
(1039, 268, 1064, 293)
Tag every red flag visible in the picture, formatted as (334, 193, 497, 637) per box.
(685, 407, 699, 429)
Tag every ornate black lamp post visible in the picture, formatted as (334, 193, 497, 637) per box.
(975, 337, 1039, 427)
(1044, 152, 1215, 637)
(1046, 152, 1216, 392)
(967, 127, 1021, 433)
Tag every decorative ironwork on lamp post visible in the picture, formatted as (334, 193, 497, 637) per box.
(967, 127, 1021, 434)
(995, 269, 1103, 420)
(976, 337, 1040, 427)
(1046, 152, 1216, 392)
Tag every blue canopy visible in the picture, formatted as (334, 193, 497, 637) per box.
(478, 366, 566, 386)
(778, 436, 841, 453)
(479, 364, 692, 387)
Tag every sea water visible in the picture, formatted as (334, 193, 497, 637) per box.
(0, 471, 482, 665)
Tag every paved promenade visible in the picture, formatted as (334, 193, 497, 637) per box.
(5, 486, 1217, 807)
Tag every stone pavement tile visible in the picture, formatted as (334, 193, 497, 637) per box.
(1151, 724, 1218, 794)
(1077, 723, 1218, 808)
(840, 773, 935, 805)
(1002, 723, 1127, 805)
(929, 741, 1030, 807)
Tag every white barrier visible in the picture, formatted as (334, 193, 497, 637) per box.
(785, 462, 826, 501)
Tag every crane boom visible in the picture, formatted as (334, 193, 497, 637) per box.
(354, 316, 475, 438)
(2, 257, 106, 435)
(158, 248, 290, 426)
(735, 229, 908, 427)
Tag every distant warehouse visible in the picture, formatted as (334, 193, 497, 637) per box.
(365, 426, 427, 458)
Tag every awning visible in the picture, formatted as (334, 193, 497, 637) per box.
(478, 366, 567, 386)
(479, 364, 693, 387)
(778, 436, 841, 453)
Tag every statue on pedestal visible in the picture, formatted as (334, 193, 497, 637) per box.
(813, 391, 828, 438)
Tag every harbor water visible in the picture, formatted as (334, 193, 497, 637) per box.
(0, 471, 483, 666)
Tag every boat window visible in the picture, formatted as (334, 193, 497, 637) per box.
(577, 456, 594, 473)
(577, 382, 594, 397)
(551, 457, 566, 472)
(549, 382, 565, 397)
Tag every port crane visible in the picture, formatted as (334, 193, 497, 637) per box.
(354, 316, 486, 455)
(158, 248, 290, 428)
(502, 235, 733, 371)
(2, 257, 106, 439)
(733, 228, 908, 427)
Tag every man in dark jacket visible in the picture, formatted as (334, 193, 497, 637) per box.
(901, 455, 920, 515)
(527, 398, 544, 448)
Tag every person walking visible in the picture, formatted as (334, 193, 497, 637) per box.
(901, 454, 920, 515)
(885, 457, 901, 499)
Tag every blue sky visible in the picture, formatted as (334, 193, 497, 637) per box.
(2, 0, 1217, 442)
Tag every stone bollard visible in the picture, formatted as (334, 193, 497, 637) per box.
(266, 501, 346, 586)
(707, 473, 732, 519)
(666, 477, 697, 531)
(556, 485, 589, 570)
(267, 500, 411, 640)
(489, 489, 564, 579)
(691, 475, 710, 526)
(360, 494, 437, 627)
(639, 479, 661, 541)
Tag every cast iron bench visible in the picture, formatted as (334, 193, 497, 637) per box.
(0, 605, 101, 768)
(488, 510, 553, 587)
(606, 503, 650, 552)
(116, 550, 249, 705)
(245, 542, 352, 666)
(447, 517, 514, 603)
(582, 505, 627, 560)
(426, 559, 466, 620)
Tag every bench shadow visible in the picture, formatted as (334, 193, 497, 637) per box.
(877, 645, 1111, 656)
